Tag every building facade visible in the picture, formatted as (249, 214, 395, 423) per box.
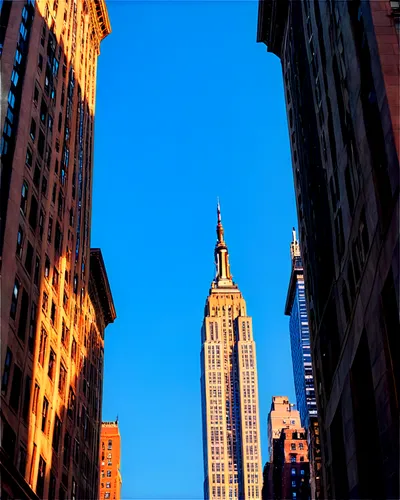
(201, 203, 263, 499)
(99, 420, 122, 500)
(267, 396, 301, 462)
(262, 397, 310, 500)
(257, 1, 399, 498)
(272, 427, 310, 500)
(284, 229, 316, 430)
(284, 230, 321, 498)
(0, 0, 115, 498)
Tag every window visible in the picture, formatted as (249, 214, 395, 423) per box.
(44, 255, 50, 279)
(52, 415, 62, 452)
(18, 446, 27, 476)
(28, 302, 37, 353)
(291, 455, 296, 463)
(17, 288, 29, 341)
(22, 375, 31, 421)
(72, 479, 77, 500)
(38, 130, 45, 158)
(108, 439, 112, 450)
(106, 482, 111, 488)
(291, 468, 296, 475)
(33, 162, 41, 187)
(34, 84, 40, 103)
(38, 210, 45, 240)
(38, 328, 47, 365)
(41, 175, 48, 196)
(73, 440, 80, 464)
(71, 337, 77, 360)
(48, 472, 56, 500)
(59, 364, 66, 393)
(42, 397, 49, 432)
(68, 387, 75, 419)
(299, 443, 304, 450)
(291, 443, 296, 450)
(300, 469, 305, 476)
(48, 349, 56, 380)
(292, 480, 296, 488)
(50, 301, 56, 325)
(48, 115, 53, 135)
(105, 494, 110, 499)
(30, 118, 36, 141)
(1, 347, 12, 394)
(37, 456, 46, 497)
(16, 226, 24, 258)
(42, 291, 48, 313)
(9, 364, 22, 411)
(34, 257, 40, 285)
(63, 432, 71, 466)
(48, 217, 53, 242)
(10, 279, 20, 320)
(25, 242, 33, 274)
(40, 99, 47, 124)
(20, 181, 28, 215)
(52, 267, 59, 289)
(32, 383, 39, 414)
(26, 147, 33, 168)
(38, 54, 43, 71)
(106, 470, 111, 477)
(29, 194, 38, 230)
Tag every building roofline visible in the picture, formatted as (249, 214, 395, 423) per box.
(90, 248, 116, 326)
(256, 0, 289, 58)
(91, 0, 111, 41)
(284, 266, 303, 316)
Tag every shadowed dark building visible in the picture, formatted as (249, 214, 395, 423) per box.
(0, 0, 115, 498)
(257, 1, 399, 498)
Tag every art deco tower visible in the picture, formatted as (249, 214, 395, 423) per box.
(201, 203, 262, 500)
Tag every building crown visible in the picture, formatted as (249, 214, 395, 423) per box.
(290, 227, 301, 260)
(213, 199, 234, 288)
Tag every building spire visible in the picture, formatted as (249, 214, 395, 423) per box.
(214, 199, 232, 285)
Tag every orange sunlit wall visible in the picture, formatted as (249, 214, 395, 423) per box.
(99, 421, 122, 500)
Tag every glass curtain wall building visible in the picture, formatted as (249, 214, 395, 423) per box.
(285, 229, 317, 429)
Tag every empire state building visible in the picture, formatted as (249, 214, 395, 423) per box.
(201, 203, 262, 499)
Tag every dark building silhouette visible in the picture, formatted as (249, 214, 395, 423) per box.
(257, 1, 399, 498)
(0, 0, 115, 498)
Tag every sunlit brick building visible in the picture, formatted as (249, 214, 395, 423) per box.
(257, 0, 399, 498)
(262, 397, 310, 500)
(0, 0, 115, 497)
(99, 420, 122, 500)
(201, 203, 263, 499)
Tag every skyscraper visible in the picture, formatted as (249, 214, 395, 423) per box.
(257, 1, 399, 498)
(0, 0, 114, 498)
(99, 420, 122, 500)
(284, 232, 321, 498)
(201, 203, 262, 499)
(284, 230, 316, 430)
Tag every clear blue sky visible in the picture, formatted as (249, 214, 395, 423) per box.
(91, 1, 297, 498)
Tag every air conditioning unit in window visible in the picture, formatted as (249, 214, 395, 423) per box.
(390, 1, 400, 12)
